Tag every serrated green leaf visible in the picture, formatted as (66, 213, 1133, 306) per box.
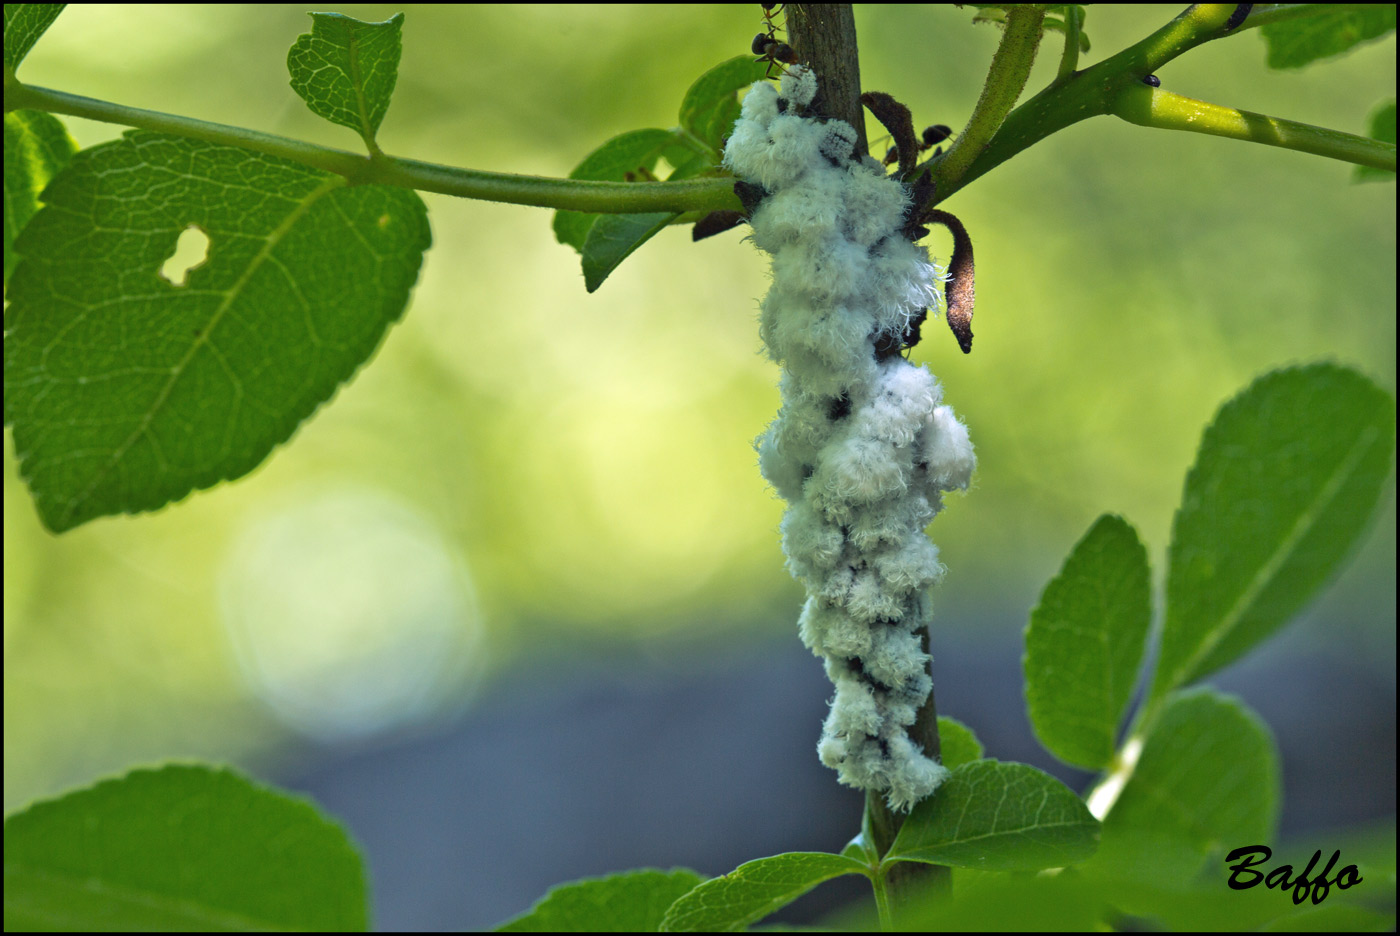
(886, 760, 1100, 871)
(2, 763, 367, 932)
(1152, 364, 1395, 699)
(582, 211, 678, 293)
(287, 12, 404, 147)
(497, 868, 704, 933)
(936, 715, 983, 770)
(659, 853, 868, 932)
(1260, 6, 1396, 70)
(552, 129, 677, 253)
(1026, 514, 1151, 769)
(1084, 689, 1279, 883)
(4, 109, 77, 285)
(3, 130, 431, 532)
(1355, 99, 1396, 183)
(3, 3, 66, 73)
(678, 56, 769, 153)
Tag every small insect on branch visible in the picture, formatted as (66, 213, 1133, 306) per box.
(753, 2, 799, 78)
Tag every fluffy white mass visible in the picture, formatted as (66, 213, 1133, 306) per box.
(727, 67, 976, 811)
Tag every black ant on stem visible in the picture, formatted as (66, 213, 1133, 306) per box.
(752, 2, 797, 78)
(882, 125, 953, 167)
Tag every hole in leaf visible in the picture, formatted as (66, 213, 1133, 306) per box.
(159, 224, 210, 287)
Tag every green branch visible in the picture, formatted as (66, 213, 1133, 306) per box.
(1112, 83, 1396, 170)
(937, 4, 1047, 192)
(930, 3, 1391, 202)
(3, 79, 740, 215)
(1055, 4, 1083, 81)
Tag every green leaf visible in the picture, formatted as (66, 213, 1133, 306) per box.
(582, 212, 678, 293)
(659, 142, 714, 183)
(497, 868, 704, 933)
(3, 130, 431, 532)
(1354, 99, 1396, 183)
(886, 760, 1100, 871)
(3, 3, 66, 73)
(1092, 822, 1395, 929)
(891, 870, 1104, 933)
(1260, 5, 1396, 70)
(677, 56, 769, 154)
(4, 109, 77, 285)
(1152, 364, 1396, 699)
(1260, 904, 1397, 932)
(1084, 689, 1279, 884)
(552, 128, 677, 252)
(1025, 514, 1151, 769)
(3, 763, 367, 932)
(659, 853, 868, 932)
(287, 12, 404, 148)
(936, 715, 984, 770)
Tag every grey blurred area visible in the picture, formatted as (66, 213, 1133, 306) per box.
(276, 613, 1396, 932)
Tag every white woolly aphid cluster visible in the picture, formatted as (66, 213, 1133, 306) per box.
(725, 67, 976, 811)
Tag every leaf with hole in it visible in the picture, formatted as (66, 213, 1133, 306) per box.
(1082, 689, 1279, 884)
(3, 3, 66, 73)
(287, 12, 404, 147)
(497, 868, 704, 933)
(659, 853, 868, 932)
(1354, 99, 1396, 183)
(1259, 5, 1395, 69)
(1151, 363, 1395, 700)
(937, 715, 984, 770)
(1026, 514, 1151, 769)
(3, 763, 367, 932)
(3, 130, 431, 533)
(886, 760, 1099, 871)
(4, 109, 77, 286)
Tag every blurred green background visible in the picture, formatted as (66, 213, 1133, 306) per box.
(4, 4, 1394, 816)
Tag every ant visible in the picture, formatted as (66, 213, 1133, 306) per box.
(882, 125, 953, 167)
(751, 3, 797, 78)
